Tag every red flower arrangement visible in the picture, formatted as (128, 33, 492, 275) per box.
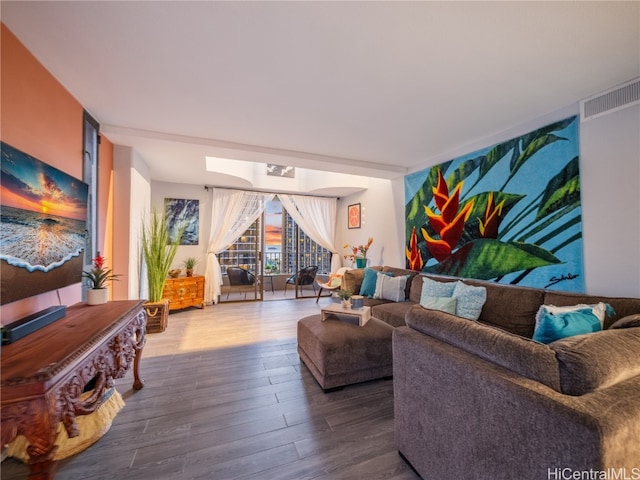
(82, 252, 120, 289)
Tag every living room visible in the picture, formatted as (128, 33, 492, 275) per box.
(1, 2, 639, 479)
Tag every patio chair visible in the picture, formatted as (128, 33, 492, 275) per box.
(226, 266, 258, 299)
(284, 266, 318, 297)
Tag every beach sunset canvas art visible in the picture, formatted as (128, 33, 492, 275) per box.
(1, 142, 88, 305)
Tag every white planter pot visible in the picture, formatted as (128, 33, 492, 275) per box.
(87, 288, 108, 305)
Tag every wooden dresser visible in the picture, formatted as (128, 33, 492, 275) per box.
(163, 275, 205, 311)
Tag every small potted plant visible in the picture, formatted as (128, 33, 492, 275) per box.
(183, 257, 197, 277)
(336, 289, 353, 309)
(83, 252, 120, 305)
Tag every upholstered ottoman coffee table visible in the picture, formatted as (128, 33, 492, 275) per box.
(297, 313, 394, 392)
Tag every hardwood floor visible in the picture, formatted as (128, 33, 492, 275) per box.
(1, 298, 419, 480)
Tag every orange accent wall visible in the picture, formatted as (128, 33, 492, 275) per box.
(98, 136, 116, 299)
(1, 23, 114, 322)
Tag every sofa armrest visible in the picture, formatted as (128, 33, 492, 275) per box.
(393, 326, 640, 480)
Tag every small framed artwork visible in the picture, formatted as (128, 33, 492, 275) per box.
(348, 203, 361, 229)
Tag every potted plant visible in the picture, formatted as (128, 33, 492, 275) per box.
(343, 237, 374, 268)
(183, 257, 197, 277)
(336, 289, 353, 309)
(141, 209, 183, 332)
(83, 252, 120, 305)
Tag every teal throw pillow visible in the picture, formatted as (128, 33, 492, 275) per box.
(420, 296, 457, 314)
(452, 281, 487, 320)
(359, 268, 392, 298)
(535, 302, 611, 329)
(533, 307, 602, 344)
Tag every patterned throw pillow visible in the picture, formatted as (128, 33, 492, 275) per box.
(373, 274, 409, 302)
(452, 281, 487, 320)
(420, 277, 457, 302)
(327, 273, 343, 288)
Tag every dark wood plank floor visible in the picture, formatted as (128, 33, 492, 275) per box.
(1, 298, 419, 480)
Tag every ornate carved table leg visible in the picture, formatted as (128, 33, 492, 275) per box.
(28, 458, 59, 480)
(22, 396, 60, 480)
(132, 311, 146, 390)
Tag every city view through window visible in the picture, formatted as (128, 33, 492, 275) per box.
(219, 198, 332, 278)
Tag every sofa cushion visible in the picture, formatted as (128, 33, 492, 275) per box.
(532, 306, 603, 344)
(405, 305, 561, 391)
(372, 301, 416, 328)
(373, 274, 409, 302)
(610, 314, 640, 329)
(452, 281, 487, 320)
(463, 279, 545, 337)
(549, 327, 640, 395)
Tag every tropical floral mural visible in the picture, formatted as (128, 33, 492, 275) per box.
(404, 116, 584, 292)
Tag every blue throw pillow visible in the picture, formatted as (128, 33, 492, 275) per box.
(359, 268, 392, 298)
(420, 277, 457, 300)
(533, 307, 602, 344)
(452, 281, 487, 320)
(420, 296, 458, 314)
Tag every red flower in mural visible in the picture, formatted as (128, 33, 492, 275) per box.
(479, 192, 505, 239)
(421, 170, 474, 262)
(406, 226, 424, 271)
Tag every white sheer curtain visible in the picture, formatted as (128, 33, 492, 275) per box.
(205, 189, 274, 304)
(278, 195, 341, 273)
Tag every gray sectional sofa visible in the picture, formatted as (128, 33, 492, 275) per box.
(340, 266, 640, 479)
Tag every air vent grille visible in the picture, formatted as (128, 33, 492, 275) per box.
(580, 79, 640, 121)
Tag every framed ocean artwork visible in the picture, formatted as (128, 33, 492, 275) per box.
(404, 116, 584, 292)
(0, 142, 88, 304)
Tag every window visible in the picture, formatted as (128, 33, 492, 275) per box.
(282, 209, 331, 275)
(218, 198, 332, 299)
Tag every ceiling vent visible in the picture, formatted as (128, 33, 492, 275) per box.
(580, 78, 640, 122)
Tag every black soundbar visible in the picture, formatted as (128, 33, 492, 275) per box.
(1, 305, 67, 345)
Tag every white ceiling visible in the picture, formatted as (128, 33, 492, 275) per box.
(2, 1, 639, 191)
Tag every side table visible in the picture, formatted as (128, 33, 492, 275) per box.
(321, 304, 371, 326)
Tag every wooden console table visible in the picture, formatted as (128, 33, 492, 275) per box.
(163, 275, 205, 311)
(1, 300, 146, 479)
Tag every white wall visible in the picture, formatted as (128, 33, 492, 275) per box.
(337, 102, 640, 297)
(337, 178, 405, 269)
(113, 145, 151, 300)
(580, 104, 639, 297)
(150, 181, 212, 276)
